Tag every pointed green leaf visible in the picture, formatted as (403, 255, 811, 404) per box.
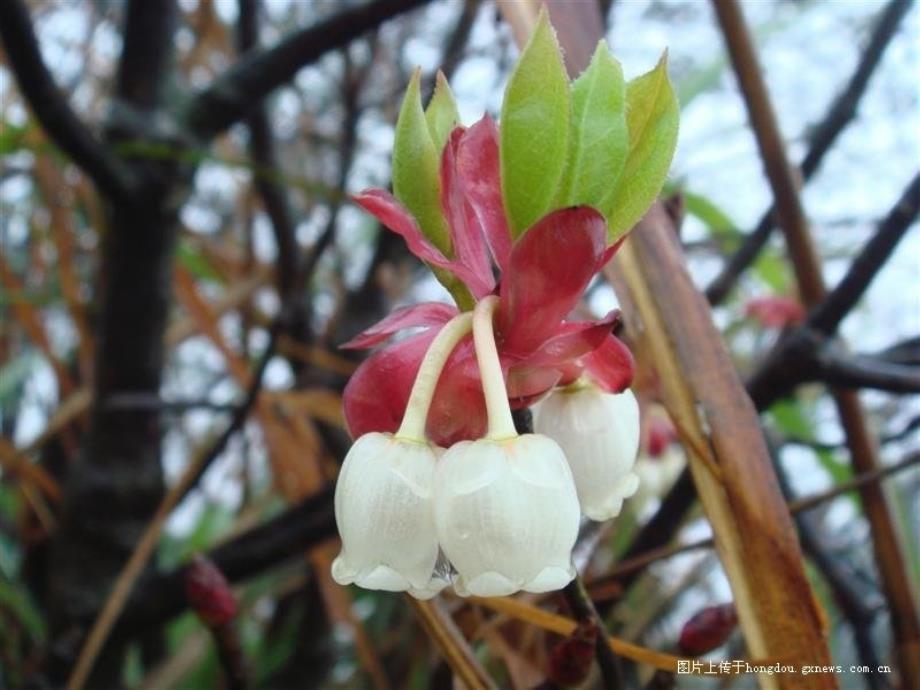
(500, 9, 571, 238)
(425, 71, 460, 154)
(557, 42, 627, 211)
(600, 53, 679, 242)
(393, 69, 451, 255)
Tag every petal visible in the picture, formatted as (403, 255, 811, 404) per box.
(340, 302, 458, 349)
(352, 189, 485, 291)
(498, 207, 607, 357)
(534, 387, 640, 521)
(434, 436, 580, 597)
(456, 116, 513, 271)
(440, 127, 495, 297)
(581, 334, 635, 393)
(332, 433, 440, 592)
(342, 331, 434, 439)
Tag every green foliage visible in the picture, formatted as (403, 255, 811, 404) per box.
(557, 42, 628, 212)
(769, 399, 853, 486)
(600, 53, 679, 242)
(425, 71, 461, 155)
(500, 9, 571, 238)
(393, 69, 451, 256)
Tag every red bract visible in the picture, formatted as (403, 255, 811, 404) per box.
(344, 116, 634, 446)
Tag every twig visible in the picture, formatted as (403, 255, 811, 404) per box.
(814, 349, 920, 395)
(588, 452, 920, 591)
(407, 598, 497, 690)
(704, 0, 913, 305)
(119, 486, 336, 634)
(0, 0, 138, 202)
(185, 0, 431, 140)
(714, 3, 920, 680)
(66, 324, 281, 690)
(237, 0, 299, 302)
(809, 172, 920, 335)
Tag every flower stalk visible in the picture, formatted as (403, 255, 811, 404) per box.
(397, 311, 474, 442)
(473, 295, 516, 440)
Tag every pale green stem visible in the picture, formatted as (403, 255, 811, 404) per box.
(473, 296, 517, 440)
(395, 312, 474, 442)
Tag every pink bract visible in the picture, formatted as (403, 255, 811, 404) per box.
(343, 117, 635, 446)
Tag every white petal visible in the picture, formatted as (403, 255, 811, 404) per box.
(332, 433, 440, 592)
(434, 435, 580, 596)
(535, 386, 641, 521)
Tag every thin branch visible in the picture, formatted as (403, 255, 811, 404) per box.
(875, 336, 920, 366)
(704, 0, 912, 305)
(237, 0, 299, 301)
(0, 0, 138, 201)
(814, 349, 920, 395)
(185, 0, 431, 140)
(809, 172, 920, 335)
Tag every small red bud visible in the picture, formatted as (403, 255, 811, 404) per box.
(185, 554, 237, 628)
(678, 603, 738, 656)
(744, 296, 806, 329)
(547, 621, 598, 687)
(646, 415, 676, 457)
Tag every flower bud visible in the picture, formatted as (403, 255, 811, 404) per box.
(434, 434, 580, 597)
(332, 432, 444, 598)
(185, 554, 236, 628)
(678, 603, 738, 656)
(534, 385, 640, 521)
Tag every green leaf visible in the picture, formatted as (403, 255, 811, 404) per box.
(682, 190, 740, 248)
(425, 71, 460, 154)
(393, 69, 451, 255)
(500, 9, 571, 238)
(557, 42, 627, 211)
(600, 52, 679, 242)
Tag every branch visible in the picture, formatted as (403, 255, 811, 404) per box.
(185, 0, 431, 140)
(118, 486, 336, 634)
(875, 336, 920, 366)
(813, 349, 920, 395)
(809, 172, 920, 335)
(113, 0, 177, 109)
(0, 0, 138, 201)
(704, 0, 912, 305)
(237, 0, 299, 301)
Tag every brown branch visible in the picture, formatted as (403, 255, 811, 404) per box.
(704, 0, 913, 305)
(0, 0, 138, 201)
(185, 0, 431, 140)
(714, 1, 920, 683)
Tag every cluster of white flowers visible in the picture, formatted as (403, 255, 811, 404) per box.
(332, 298, 640, 599)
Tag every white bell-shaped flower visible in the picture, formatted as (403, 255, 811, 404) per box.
(332, 432, 444, 597)
(534, 384, 640, 521)
(434, 434, 580, 597)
